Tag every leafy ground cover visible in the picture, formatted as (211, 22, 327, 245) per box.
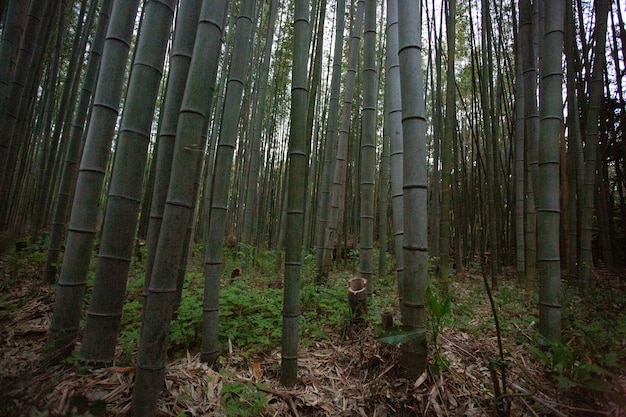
(1, 242, 625, 416)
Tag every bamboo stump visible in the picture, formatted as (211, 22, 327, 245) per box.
(348, 277, 368, 329)
(381, 311, 394, 330)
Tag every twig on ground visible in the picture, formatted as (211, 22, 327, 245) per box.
(257, 385, 299, 417)
(518, 395, 541, 417)
(511, 383, 569, 417)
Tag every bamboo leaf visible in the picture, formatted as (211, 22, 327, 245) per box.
(377, 326, 426, 345)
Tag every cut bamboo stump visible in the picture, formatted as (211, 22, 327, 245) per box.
(348, 277, 368, 328)
(381, 311, 393, 330)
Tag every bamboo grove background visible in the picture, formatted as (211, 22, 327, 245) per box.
(0, 0, 624, 413)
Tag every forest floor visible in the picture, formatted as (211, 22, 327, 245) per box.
(1, 245, 625, 417)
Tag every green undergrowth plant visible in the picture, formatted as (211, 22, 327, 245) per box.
(495, 280, 537, 335)
(117, 249, 353, 363)
(220, 370, 269, 417)
(117, 275, 145, 364)
(448, 277, 489, 333)
(218, 282, 282, 354)
(530, 338, 614, 393)
(218, 272, 350, 355)
(236, 243, 284, 279)
(566, 285, 626, 357)
(170, 276, 204, 351)
(448, 275, 536, 339)
(425, 285, 452, 370)
(301, 250, 318, 281)
(528, 283, 626, 396)
(329, 247, 359, 275)
(301, 280, 351, 339)
(4, 235, 47, 282)
(112, 241, 624, 404)
(360, 258, 400, 321)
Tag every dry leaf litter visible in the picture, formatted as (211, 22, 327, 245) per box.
(1, 258, 624, 416)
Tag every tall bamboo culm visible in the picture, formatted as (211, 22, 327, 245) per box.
(536, 0, 564, 342)
(397, 0, 428, 377)
(315, 0, 345, 283)
(131, 2, 228, 415)
(281, 0, 310, 387)
(43, 0, 113, 284)
(579, 0, 610, 286)
(359, 0, 377, 294)
(80, 0, 177, 363)
(47, 0, 141, 358)
(385, 0, 404, 294)
(321, 0, 365, 280)
(202, 0, 257, 365)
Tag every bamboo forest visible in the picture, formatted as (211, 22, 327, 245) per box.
(1, 0, 625, 415)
